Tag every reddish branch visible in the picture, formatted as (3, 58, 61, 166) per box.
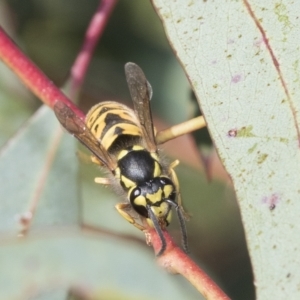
(0, 27, 84, 119)
(70, 0, 117, 98)
(149, 228, 230, 300)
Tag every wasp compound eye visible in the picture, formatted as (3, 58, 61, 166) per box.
(130, 187, 141, 203)
(160, 178, 166, 185)
(160, 177, 173, 186)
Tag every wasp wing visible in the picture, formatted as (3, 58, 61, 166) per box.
(125, 62, 157, 152)
(53, 101, 116, 172)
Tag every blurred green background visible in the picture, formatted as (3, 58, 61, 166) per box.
(0, 1, 254, 299)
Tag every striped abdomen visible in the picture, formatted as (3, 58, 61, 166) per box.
(85, 101, 143, 155)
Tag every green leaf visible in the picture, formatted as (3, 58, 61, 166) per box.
(152, 0, 300, 298)
(0, 105, 80, 233)
(0, 234, 196, 300)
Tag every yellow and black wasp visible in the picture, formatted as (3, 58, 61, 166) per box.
(54, 63, 203, 255)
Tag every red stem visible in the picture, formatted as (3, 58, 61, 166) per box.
(0, 27, 84, 119)
(150, 229, 231, 300)
(70, 0, 118, 98)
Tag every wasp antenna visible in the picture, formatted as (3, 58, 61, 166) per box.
(147, 206, 167, 256)
(176, 206, 189, 254)
(166, 200, 189, 254)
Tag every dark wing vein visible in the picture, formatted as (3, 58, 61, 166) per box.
(125, 62, 157, 152)
(53, 101, 116, 171)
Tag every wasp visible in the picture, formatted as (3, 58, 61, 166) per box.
(54, 63, 204, 255)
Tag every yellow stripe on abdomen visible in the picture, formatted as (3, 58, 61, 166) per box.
(86, 101, 143, 153)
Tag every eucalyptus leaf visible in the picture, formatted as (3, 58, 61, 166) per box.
(0, 233, 198, 300)
(0, 105, 79, 234)
(152, 0, 300, 298)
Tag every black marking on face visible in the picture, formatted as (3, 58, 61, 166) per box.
(133, 196, 148, 217)
(129, 177, 175, 219)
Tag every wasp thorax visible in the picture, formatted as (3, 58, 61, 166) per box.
(117, 146, 161, 187)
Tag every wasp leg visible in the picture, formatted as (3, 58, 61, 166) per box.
(168, 161, 189, 219)
(91, 155, 111, 185)
(77, 152, 105, 168)
(168, 160, 189, 253)
(156, 115, 206, 145)
(115, 203, 145, 231)
(168, 160, 183, 207)
(169, 159, 190, 220)
(94, 177, 111, 185)
(76, 151, 93, 164)
(91, 155, 104, 166)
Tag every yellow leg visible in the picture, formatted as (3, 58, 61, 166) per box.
(77, 152, 106, 167)
(94, 177, 111, 185)
(115, 203, 145, 231)
(91, 155, 104, 166)
(155, 115, 206, 145)
(168, 160, 189, 219)
(168, 160, 182, 207)
(76, 151, 93, 164)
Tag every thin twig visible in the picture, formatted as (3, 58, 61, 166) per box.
(149, 228, 231, 300)
(70, 0, 118, 99)
(156, 115, 206, 145)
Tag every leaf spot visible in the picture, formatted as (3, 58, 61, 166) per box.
(262, 193, 280, 210)
(236, 125, 255, 137)
(257, 153, 268, 164)
(228, 129, 237, 137)
(231, 74, 242, 83)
